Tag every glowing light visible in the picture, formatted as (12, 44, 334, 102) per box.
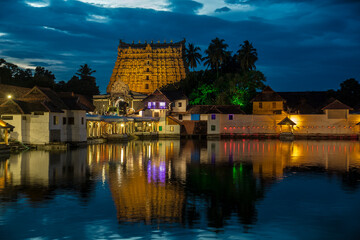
(7, 95, 12, 99)
(120, 123, 124, 127)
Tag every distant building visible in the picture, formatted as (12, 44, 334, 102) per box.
(107, 40, 187, 94)
(0, 84, 94, 145)
(251, 86, 286, 115)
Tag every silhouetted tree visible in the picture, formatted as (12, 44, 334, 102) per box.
(203, 38, 230, 78)
(185, 43, 202, 71)
(68, 64, 99, 98)
(237, 40, 258, 72)
(337, 78, 360, 108)
(33, 66, 56, 88)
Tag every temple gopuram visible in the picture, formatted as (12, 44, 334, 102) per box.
(107, 40, 188, 94)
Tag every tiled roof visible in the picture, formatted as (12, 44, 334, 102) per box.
(187, 105, 244, 114)
(0, 84, 30, 104)
(0, 119, 14, 129)
(252, 86, 285, 102)
(277, 117, 296, 125)
(0, 100, 50, 114)
(142, 89, 171, 103)
(321, 99, 353, 110)
(161, 90, 187, 101)
(279, 91, 336, 114)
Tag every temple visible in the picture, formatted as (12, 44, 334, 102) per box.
(107, 40, 187, 94)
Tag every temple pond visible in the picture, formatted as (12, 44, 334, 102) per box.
(1, 139, 360, 239)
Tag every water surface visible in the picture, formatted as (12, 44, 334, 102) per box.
(1, 139, 360, 239)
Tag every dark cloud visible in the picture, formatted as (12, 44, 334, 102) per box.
(168, 0, 203, 14)
(215, 7, 231, 13)
(0, 0, 359, 92)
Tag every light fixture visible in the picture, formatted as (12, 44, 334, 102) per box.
(7, 95, 12, 99)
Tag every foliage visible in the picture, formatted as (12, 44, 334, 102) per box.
(185, 43, 202, 71)
(0, 59, 100, 99)
(237, 40, 258, 72)
(183, 38, 265, 113)
(189, 83, 217, 105)
(336, 78, 360, 107)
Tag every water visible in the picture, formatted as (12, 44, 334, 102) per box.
(1, 139, 360, 239)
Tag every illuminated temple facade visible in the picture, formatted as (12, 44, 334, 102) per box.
(107, 40, 187, 94)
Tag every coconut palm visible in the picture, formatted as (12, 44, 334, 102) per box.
(185, 43, 202, 71)
(237, 40, 258, 72)
(203, 38, 229, 78)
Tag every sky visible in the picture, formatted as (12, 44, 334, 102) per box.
(0, 0, 359, 93)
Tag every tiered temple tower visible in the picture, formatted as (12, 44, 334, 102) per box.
(107, 40, 188, 94)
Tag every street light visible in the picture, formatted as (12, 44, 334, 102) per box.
(7, 95, 12, 99)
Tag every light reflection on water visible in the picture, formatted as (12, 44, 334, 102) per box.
(1, 139, 360, 239)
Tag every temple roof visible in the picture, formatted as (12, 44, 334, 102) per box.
(118, 40, 185, 49)
(321, 99, 353, 110)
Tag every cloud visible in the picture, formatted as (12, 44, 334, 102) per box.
(0, 0, 359, 93)
(75, 0, 169, 11)
(25, 0, 50, 8)
(168, 0, 203, 14)
(86, 14, 110, 23)
(215, 7, 231, 13)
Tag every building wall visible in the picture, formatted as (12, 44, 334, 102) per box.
(27, 113, 50, 144)
(253, 101, 284, 115)
(172, 99, 187, 113)
(208, 113, 360, 136)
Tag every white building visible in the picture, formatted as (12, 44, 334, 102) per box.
(0, 85, 93, 145)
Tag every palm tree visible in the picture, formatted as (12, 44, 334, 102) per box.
(203, 37, 229, 78)
(185, 43, 202, 71)
(237, 40, 258, 72)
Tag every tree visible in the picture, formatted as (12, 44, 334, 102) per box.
(185, 43, 202, 71)
(337, 78, 360, 107)
(237, 40, 258, 72)
(69, 64, 100, 98)
(189, 83, 217, 105)
(203, 38, 230, 78)
(33, 66, 56, 88)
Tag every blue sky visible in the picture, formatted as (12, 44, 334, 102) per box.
(0, 0, 359, 93)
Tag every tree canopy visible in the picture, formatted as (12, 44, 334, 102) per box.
(0, 59, 99, 99)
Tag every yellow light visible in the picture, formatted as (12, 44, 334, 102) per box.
(7, 95, 12, 99)
(120, 123, 124, 127)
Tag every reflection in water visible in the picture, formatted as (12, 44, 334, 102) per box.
(1, 139, 360, 238)
(0, 149, 93, 204)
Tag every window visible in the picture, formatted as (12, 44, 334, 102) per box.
(179, 114, 183, 120)
(272, 102, 276, 108)
(145, 84, 149, 89)
(146, 76, 149, 80)
(81, 117, 84, 125)
(22, 116, 27, 120)
(259, 102, 263, 108)
(146, 68, 149, 72)
(152, 102, 156, 109)
(154, 112, 160, 117)
(211, 114, 216, 120)
(159, 102, 166, 109)
(1, 116, 13, 120)
(68, 117, 74, 125)
(211, 125, 216, 131)
(159, 126, 162, 131)
(170, 126, 174, 132)
(63, 117, 66, 125)
(229, 114, 234, 120)
(148, 102, 152, 109)
(178, 102, 182, 107)
(53, 116, 58, 125)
